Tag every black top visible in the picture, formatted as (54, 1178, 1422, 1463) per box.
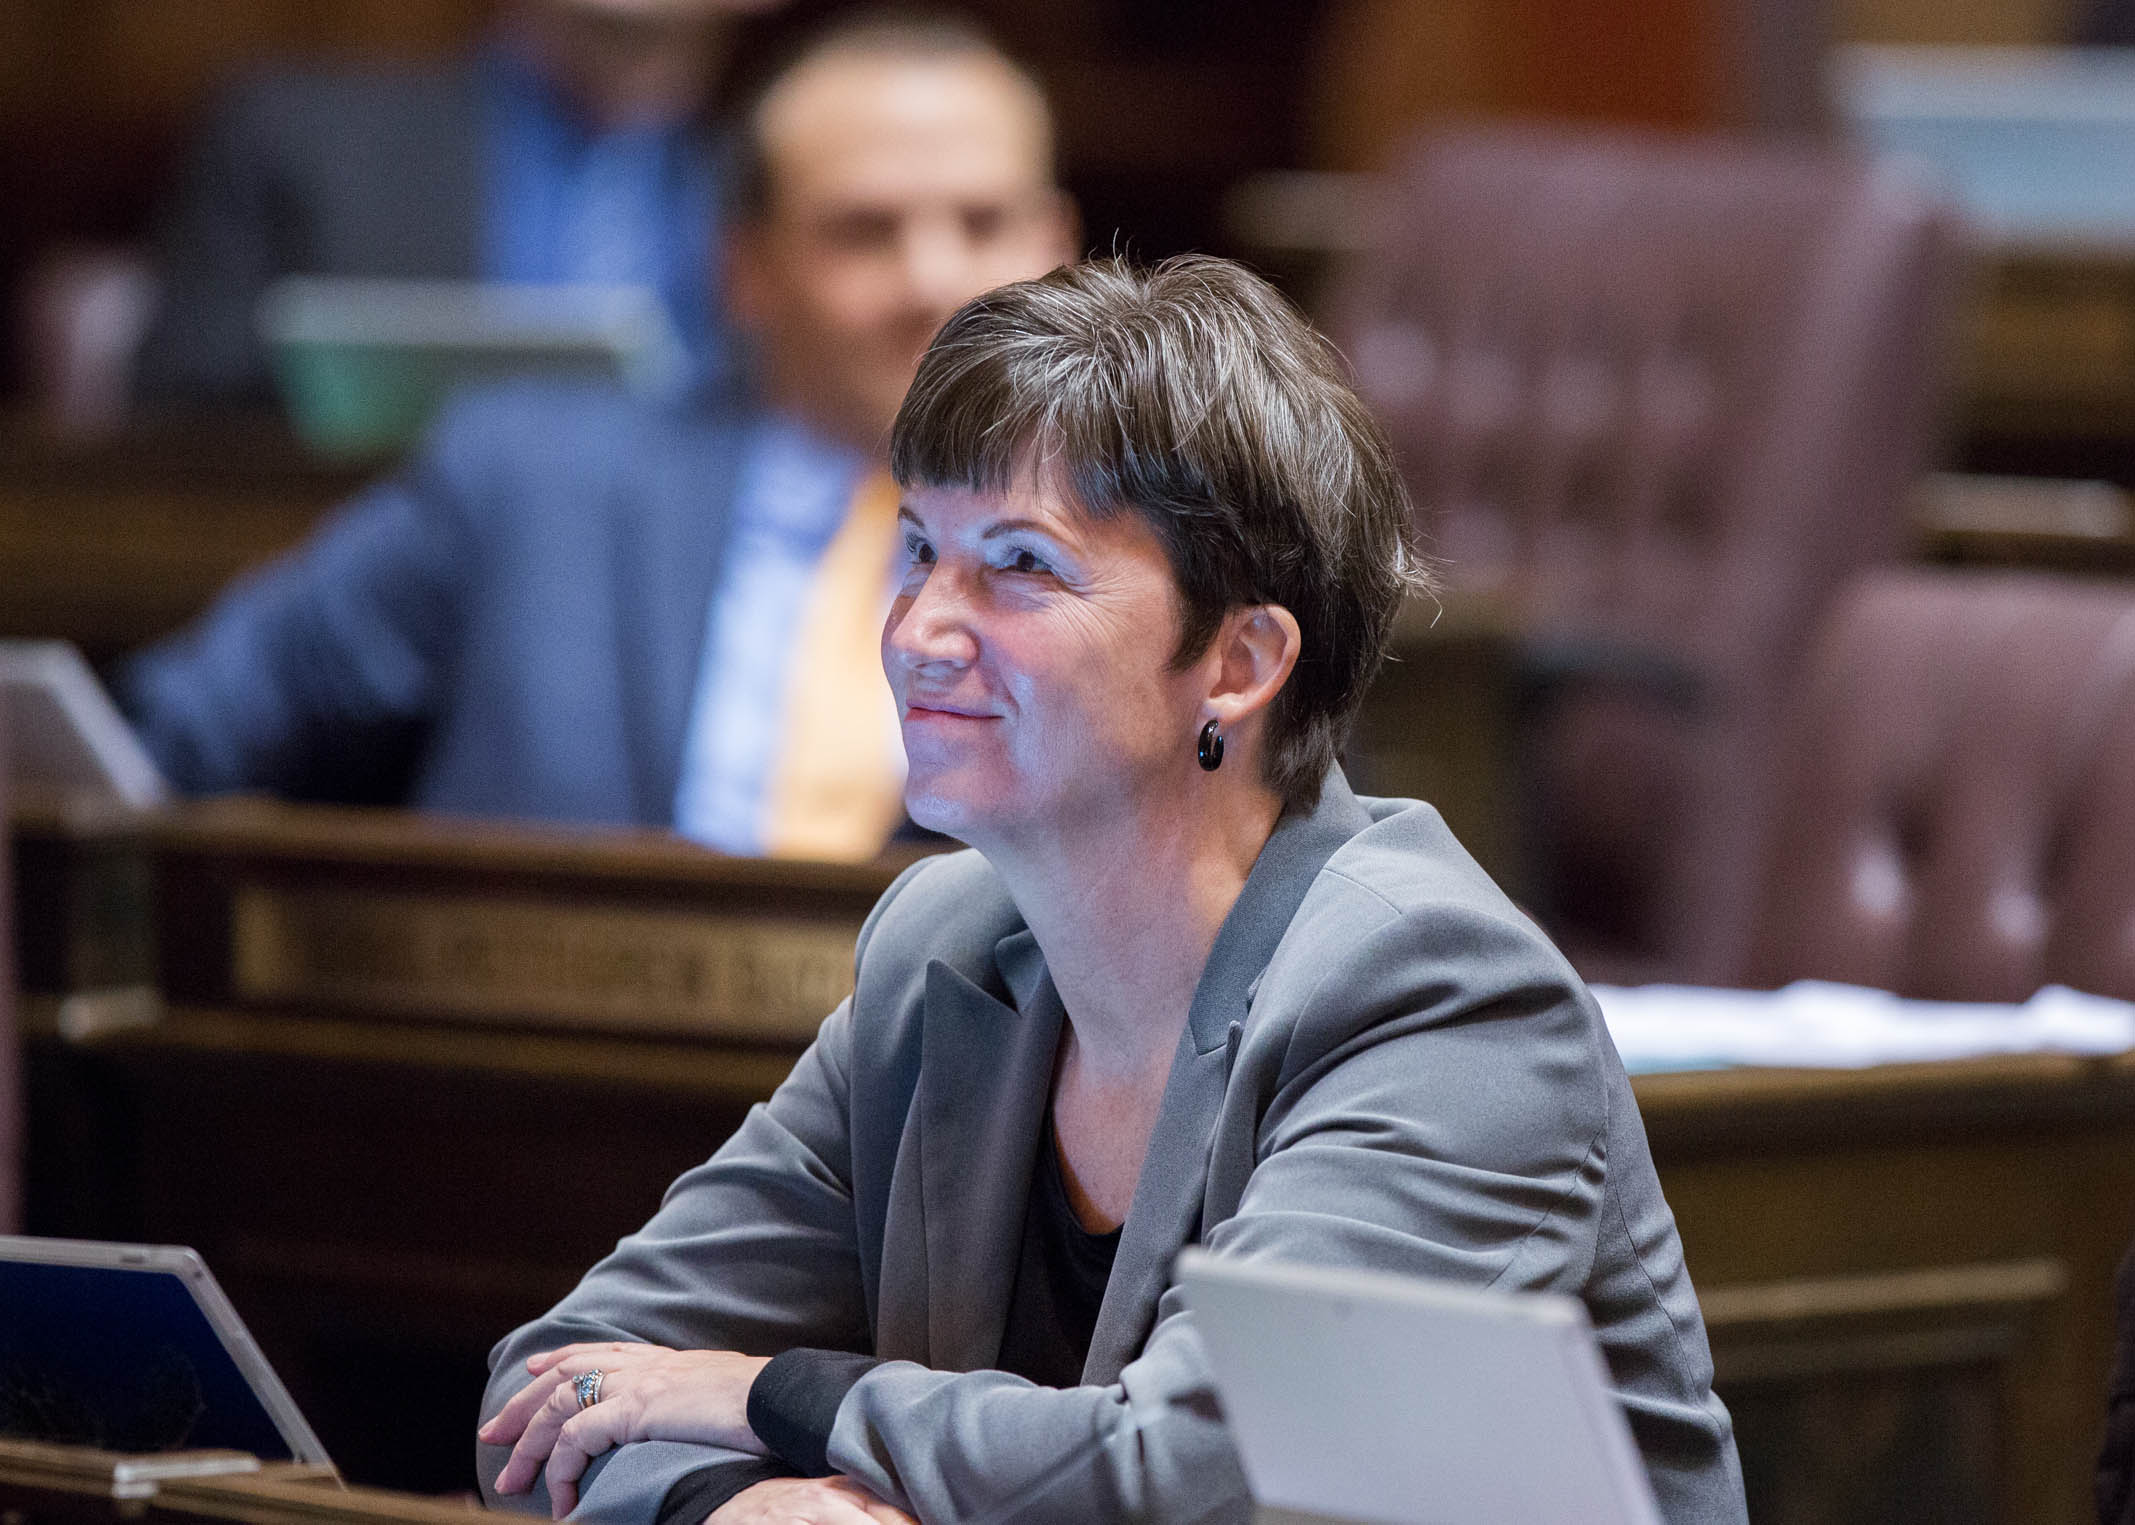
(657, 1122, 1122, 1522)
(994, 1117, 1125, 1389)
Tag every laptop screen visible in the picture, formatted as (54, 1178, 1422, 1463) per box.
(0, 1260, 296, 1460)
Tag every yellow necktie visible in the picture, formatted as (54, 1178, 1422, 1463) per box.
(761, 471, 908, 861)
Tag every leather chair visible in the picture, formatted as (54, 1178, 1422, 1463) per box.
(1747, 567, 2135, 1002)
(1331, 125, 1965, 983)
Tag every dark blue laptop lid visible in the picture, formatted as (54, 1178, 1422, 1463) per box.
(0, 1254, 301, 1461)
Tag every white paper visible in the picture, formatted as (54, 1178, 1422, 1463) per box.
(1592, 980, 2135, 1073)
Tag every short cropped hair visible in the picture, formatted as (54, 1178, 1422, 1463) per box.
(891, 254, 1434, 812)
(731, 10, 1053, 224)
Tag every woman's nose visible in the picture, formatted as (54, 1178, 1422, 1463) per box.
(886, 565, 980, 671)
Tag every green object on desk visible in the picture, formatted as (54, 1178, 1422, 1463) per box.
(261, 277, 685, 461)
(270, 343, 460, 460)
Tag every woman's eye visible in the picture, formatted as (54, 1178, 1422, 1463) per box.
(903, 536, 936, 565)
(1003, 547, 1050, 575)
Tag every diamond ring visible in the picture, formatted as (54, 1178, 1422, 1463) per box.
(573, 1369, 605, 1411)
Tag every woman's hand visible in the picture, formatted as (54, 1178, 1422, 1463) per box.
(480, 1341, 773, 1516)
(707, 1477, 917, 1524)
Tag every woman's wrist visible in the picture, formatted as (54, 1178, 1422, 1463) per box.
(657, 1457, 796, 1525)
(745, 1350, 887, 1477)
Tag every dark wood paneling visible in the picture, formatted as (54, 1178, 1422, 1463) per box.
(0, 424, 361, 662)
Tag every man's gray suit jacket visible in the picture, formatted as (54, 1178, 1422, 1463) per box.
(478, 773, 1748, 1524)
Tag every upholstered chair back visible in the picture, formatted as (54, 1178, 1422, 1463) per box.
(1750, 568, 2135, 1002)
(1333, 125, 1965, 982)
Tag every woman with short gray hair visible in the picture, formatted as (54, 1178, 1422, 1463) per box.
(480, 255, 1747, 1525)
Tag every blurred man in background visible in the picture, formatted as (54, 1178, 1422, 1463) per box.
(120, 13, 1076, 860)
(134, 0, 782, 406)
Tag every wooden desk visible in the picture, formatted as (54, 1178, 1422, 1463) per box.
(1956, 242, 2135, 494)
(13, 801, 2132, 1521)
(1643, 1055, 2135, 1525)
(16, 799, 913, 1492)
(0, 1439, 460, 1525)
(1964, 245, 2135, 449)
(1913, 471, 2135, 577)
(0, 422, 358, 663)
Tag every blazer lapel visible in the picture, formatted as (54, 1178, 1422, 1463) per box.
(917, 930, 1062, 1371)
(1084, 1023, 1230, 1380)
(1085, 770, 1376, 1380)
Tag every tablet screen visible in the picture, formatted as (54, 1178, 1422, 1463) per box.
(0, 1261, 295, 1459)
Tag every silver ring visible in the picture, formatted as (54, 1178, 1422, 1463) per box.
(573, 1369, 605, 1411)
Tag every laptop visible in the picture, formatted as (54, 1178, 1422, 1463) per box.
(0, 1236, 332, 1469)
(0, 642, 169, 809)
(1178, 1250, 1660, 1525)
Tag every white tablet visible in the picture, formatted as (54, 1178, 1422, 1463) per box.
(1179, 1250, 1660, 1525)
(0, 1236, 331, 1468)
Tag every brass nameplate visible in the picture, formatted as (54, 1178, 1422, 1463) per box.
(231, 884, 856, 1040)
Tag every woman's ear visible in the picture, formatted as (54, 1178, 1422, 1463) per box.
(1206, 604, 1302, 728)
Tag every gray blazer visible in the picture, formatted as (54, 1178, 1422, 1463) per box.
(478, 773, 1746, 1523)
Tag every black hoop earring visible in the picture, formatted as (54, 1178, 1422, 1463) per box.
(1196, 719, 1225, 772)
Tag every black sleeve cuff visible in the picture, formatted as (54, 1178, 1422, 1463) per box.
(655, 1458, 796, 1525)
(746, 1348, 885, 1477)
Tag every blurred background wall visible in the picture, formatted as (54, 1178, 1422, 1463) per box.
(0, 0, 2083, 395)
(1, 0, 2105, 399)
(0, 0, 1333, 403)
